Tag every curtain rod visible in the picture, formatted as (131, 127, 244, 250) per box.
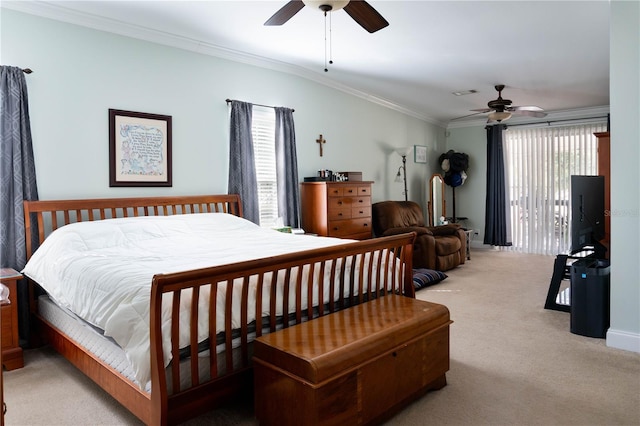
(225, 98, 294, 112)
(496, 115, 609, 129)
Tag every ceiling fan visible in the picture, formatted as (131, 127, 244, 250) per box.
(265, 0, 389, 33)
(459, 85, 548, 123)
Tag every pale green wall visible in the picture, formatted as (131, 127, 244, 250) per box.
(608, 0, 639, 352)
(444, 126, 487, 241)
(0, 9, 445, 211)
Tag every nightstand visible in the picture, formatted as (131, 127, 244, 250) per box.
(1, 283, 9, 425)
(0, 268, 24, 370)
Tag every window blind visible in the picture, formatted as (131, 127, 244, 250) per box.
(251, 106, 278, 227)
(504, 123, 606, 254)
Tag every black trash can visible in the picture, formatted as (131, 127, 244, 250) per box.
(570, 258, 610, 338)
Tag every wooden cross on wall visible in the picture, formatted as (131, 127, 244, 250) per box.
(316, 134, 326, 157)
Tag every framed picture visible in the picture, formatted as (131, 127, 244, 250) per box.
(109, 109, 172, 187)
(414, 145, 427, 163)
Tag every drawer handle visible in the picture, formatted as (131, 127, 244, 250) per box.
(363, 223, 368, 227)
(358, 211, 363, 214)
(358, 199, 364, 203)
(338, 212, 343, 216)
(333, 227, 339, 231)
(348, 189, 354, 193)
(337, 201, 343, 205)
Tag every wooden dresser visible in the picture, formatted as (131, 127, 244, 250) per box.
(0, 268, 23, 371)
(300, 181, 373, 239)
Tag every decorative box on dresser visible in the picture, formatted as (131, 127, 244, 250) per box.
(300, 181, 373, 239)
(0, 268, 23, 371)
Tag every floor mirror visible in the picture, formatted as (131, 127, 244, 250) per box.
(429, 173, 445, 226)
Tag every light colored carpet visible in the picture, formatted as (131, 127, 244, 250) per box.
(4, 249, 640, 425)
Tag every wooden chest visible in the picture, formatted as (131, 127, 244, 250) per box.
(300, 181, 373, 240)
(253, 295, 451, 426)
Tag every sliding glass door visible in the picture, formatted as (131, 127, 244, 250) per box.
(504, 123, 606, 255)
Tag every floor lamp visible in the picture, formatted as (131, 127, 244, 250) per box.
(395, 148, 411, 201)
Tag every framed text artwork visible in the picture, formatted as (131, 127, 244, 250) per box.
(414, 145, 427, 163)
(109, 109, 172, 187)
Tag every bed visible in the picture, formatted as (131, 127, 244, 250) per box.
(22, 194, 416, 425)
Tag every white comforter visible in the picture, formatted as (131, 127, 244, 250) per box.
(22, 213, 359, 387)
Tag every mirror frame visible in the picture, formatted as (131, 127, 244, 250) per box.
(429, 173, 446, 226)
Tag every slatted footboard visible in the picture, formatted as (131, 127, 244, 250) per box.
(22, 195, 415, 426)
(149, 232, 416, 425)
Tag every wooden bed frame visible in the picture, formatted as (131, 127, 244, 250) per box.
(23, 195, 416, 425)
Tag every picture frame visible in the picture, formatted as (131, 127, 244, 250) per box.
(414, 145, 427, 163)
(109, 109, 172, 187)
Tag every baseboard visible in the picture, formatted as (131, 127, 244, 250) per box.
(606, 328, 640, 353)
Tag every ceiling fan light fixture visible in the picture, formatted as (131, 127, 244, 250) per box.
(303, 0, 349, 12)
(488, 111, 512, 122)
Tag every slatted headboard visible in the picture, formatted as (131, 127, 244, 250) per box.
(23, 194, 242, 260)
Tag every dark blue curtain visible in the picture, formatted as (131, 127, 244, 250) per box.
(228, 100, 259, 224)
(274, 107, 300, 228)
(484, 124, 512, 246)
(0, 66, 39, 343)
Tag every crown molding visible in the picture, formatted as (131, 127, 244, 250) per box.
(2, 1, 445, 127)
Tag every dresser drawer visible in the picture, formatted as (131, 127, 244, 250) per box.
(351, 206, 371, 219)
(328, 218, 371, 238)
(341, 186, 359, 197)
(327, 196, 371, 209)
(328, 207, 352, 220)
(356, 186, 371, 196)
(329, 206, 370, 221)
(326, 186, 344, 197)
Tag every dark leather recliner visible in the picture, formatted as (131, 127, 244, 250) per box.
(372, 201, 466, 272)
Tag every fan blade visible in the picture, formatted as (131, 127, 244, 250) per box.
(265, 1, 305, 26)
(450, 111, 485, 121)
(512, 109, 548, 118)
(511, 105, 544, 112)
(470, 108, 491, 113)
(343, 1, 389, 33)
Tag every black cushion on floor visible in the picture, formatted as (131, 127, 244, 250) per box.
(413, 268, 448, 290)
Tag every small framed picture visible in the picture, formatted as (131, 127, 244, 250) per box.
(109, 109, 172, 187)
(414, 145, 427, 163)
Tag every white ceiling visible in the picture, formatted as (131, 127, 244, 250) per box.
(4, 0, 611, 127)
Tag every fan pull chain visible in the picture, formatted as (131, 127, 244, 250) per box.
(324, 11, 328, 72)
(324, 11, 327, 72)
(323, 10, 334, 72)
(329, 11, 333, 66)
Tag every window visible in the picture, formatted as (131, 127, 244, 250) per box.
(251, 106, 278, 227)
(504, 123, 606, 254)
